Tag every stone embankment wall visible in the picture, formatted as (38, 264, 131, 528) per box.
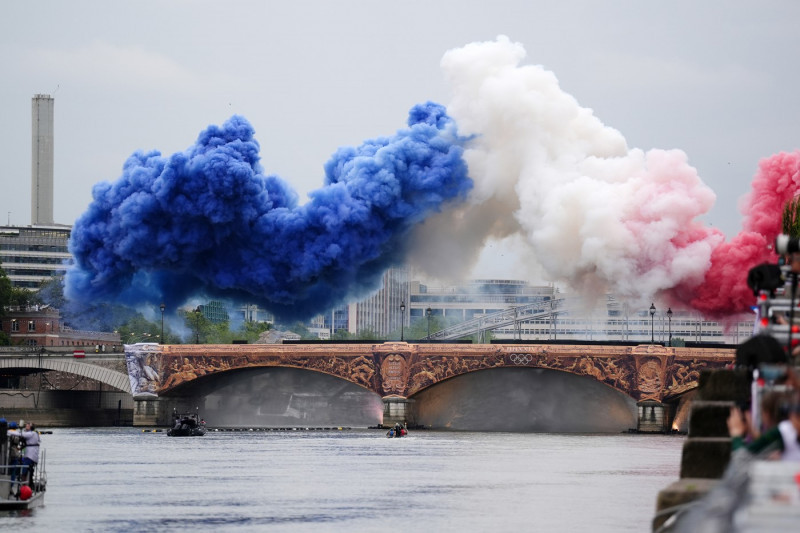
(0, 390, 134, 426)
(651, 369, 749, 531)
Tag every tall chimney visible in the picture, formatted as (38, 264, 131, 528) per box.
(31, 94, 54, 226)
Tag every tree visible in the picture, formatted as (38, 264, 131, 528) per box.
(184, 308, 212, 344)
(356, 328, 379, 340)
(0, 267, 11, 318)
(117, 314, 162, 344)
(237, 320, 272, 343)
(406, 314, 446, 341)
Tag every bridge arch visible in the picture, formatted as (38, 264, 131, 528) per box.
(407, 365, 638, 432)
(158, 365, 384, 428)
(0, 357, 131, 393)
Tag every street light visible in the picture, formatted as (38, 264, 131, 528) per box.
(194, 307, 201, 344)
(160, 303, 165, 344)
(667, 307, 673, 347)
(400, 301, 406, 341)
(649, 303, 656, 343)
(426, 307, 432, 342)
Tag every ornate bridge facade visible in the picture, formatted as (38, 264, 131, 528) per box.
(126, 341, 734, 404)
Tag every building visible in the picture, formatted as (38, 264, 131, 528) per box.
(1, 94, 72, 289)
(197, 301, 230, 323)
(0, 304, 121, 349)
(347, 268, 408, 338)
(0, 224, 72, 289)
(408, 279, 553, 323)
(408, 279, 754, 344)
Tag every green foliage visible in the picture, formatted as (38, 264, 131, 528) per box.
(356, 328, 379, 340)
(332, 329, 355, 340)
(0, 331, 9, 346)
(406, 314, 447, 341)
(0, 267, 10, 317)
(117, 314, 163, 344)
(237, 320, 272, 343)
(9, 287, 36, 307)
(783, 197, 800, 237)
(183, 308, 213, 344)
(670, 337, 686, 347)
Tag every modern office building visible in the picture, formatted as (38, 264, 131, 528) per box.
(0, 224, 72, 288)
(407, 279, 754, 345)
(347, 268, 409, 338)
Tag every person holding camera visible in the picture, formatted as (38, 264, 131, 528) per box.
(728, 392, 800, 461)
(6, 421, 40, 486)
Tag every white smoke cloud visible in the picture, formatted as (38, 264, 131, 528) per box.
(409, 36, 723, 307)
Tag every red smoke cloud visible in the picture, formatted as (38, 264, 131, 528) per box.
(675, 151, 800, 317)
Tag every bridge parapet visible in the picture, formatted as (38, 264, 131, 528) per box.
(124, 342, 734, 402)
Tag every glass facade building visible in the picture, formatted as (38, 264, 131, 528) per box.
(0, 224, 72, 288)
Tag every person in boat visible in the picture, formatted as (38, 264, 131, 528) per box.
(6, 421, 23, 497)
(7, 421, 40, 487)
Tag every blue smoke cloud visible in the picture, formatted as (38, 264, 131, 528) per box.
(64, 102, 471, 321)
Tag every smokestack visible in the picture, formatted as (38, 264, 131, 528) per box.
(31, 94, 54, 226)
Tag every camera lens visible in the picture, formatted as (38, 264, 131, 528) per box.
(775, 234, 800, 255)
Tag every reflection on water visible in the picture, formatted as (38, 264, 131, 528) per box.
(2, 428, 682, 532)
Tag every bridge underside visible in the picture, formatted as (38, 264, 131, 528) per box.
(409, 367, 637, 432)
(157, 366, 638, 432)
(162, 367, 384, 428)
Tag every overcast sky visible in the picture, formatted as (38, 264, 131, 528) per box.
(2, 1, 799, 283)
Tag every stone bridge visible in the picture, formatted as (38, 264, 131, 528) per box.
(126, 341, 734, 431)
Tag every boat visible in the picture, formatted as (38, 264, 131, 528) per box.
(1, 421, 47, 510)
(167, 411, 207, 437)
(386, 423, 408, 438)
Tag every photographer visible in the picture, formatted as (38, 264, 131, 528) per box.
(728, 388, 800, 461)
(6, 421, 40, 486)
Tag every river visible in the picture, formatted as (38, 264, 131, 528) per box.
(4, 428, 683, 532)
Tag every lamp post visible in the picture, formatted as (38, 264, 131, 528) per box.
(426, 307, 432, 342)
(160, 303, 165, 344)
(649, 303, 656, 343)
(400, 301, 406, 341)
(667, 307, 673, 347)
(194, 307, 201, 344)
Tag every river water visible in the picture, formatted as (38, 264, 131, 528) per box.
(4, 428, 683, 532)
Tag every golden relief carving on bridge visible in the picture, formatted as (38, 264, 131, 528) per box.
(127, 342, 735, 400)
(156, 351, 378, 392)
(380, 354, 408, 394)
(407, 354, 506, 395)
(503, 351, 634, 393)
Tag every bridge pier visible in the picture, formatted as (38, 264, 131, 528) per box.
(382, 396, 413, 427)
(636, 400, 669, 433)
(133, 397, 167, 426)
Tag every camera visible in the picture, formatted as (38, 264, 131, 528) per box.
(775, 233, 800, 255)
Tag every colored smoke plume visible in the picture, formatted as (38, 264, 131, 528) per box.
(65, 35, 800, 323)
(410, 36, 800, 318)
(64, 103, 471, 320)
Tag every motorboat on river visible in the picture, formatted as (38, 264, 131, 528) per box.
(386, 423, 408, 438)
(167, 411, 207, 437)
(1, 420, 47, 510)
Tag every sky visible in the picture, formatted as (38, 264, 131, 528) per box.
(2, 0, 800, 293)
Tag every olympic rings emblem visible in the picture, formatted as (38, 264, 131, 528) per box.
(509, 353, 532, 365)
